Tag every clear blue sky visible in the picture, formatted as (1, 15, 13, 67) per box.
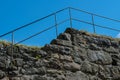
(0, 0, 120, 46)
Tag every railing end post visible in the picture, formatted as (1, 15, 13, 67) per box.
(91, 14, 96, 33)
(69, 7, 72, 28)
(54, 13, 58, 37)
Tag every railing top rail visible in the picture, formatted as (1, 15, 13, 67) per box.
(15, 18, 69, 45)
(0, 7, 69, 38)
(72, 18, 120, 32)
(70, 7, 120, 23)
(1, 7, 120, 38)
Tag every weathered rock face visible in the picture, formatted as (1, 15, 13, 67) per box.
(0, 28, 120, 80)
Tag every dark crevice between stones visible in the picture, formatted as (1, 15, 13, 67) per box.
(112, 58, 118, 66)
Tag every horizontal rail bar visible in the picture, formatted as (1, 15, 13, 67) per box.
(15, 26, 55, 44)
(1, 7, 120, 38)
(70, 7, 120, 23)
(15, 18, 70, 44)
(72, 18, 120, 32)
(0, 7, 69, 38)
(0, 19, 70, 53)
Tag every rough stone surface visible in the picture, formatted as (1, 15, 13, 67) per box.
(0, 28, 120, 80)
(66, 71, 89, 80)
(87, 50, 112, 65)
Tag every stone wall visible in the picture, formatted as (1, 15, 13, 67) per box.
(0, 28, 120, 80)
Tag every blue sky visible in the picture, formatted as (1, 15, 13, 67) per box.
(0, 0, 120, 46)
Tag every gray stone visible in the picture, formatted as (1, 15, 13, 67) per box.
(20, 68, 39, 75)
(44, 44, 72, 55)
(47, 69, 63, 74)
(94, 38, 111, 46)
(1, 77, 11, 80)
(51, 39, 72, 47)
(65, 28, 80, 35)
(66, 71, 89, 80)
(23, 61, 35, 68)
(0, 70, 5, 79)
(36, 50, 47, 57)
(73, 47, 87, 61)
(103, 46, 119, 54)
(32, 75, 47, 80)
(56, 74, 66, 80)
(73, 57, 82, 64)
(57, 33, 71, 41)
(8, 70, 18, 76)
(15, 58, 23, 67)
(80, 61, 99, 75)
(21, 75, 32, 80)
(37, 67, 46, 75)
(20, 67, 43, 75)
(48, 59, 62, 69)
(51, 54, 59, 59)
(0, 44, 4, 50)
(22, 53, 36, 61)
(87, 50, 112, 65)
(111, 41, 119, 47)
(63, 62, 80, 72)
(89, 43, 101, 50)
(0, 61, 6, 69)
(10, 77, 21, 80)
(19, 68, 26, 74)
(34, 59, 49, 68)
(35, 59, 46, 67)
(97, 65, 112, 79)
(110, 66, 120, 80)
(89, 76, 102, 80)
(59, 54, 73, 62)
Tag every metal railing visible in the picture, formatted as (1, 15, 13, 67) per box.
(1, 7, 120, 46)
(0, 6, 120, 57)
(0, 7, 120, 78)
(0, 7, 120, 55)
(70, 7, 120, 33)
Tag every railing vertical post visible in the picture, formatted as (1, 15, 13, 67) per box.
(54, 13, 58, 37)
(69, 7, 72, 28)
(91, 14, 96, 33)
(11, 32, 14, 62)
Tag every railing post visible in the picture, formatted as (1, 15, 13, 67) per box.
(54, 13, 58, 37)
(11, 32, 14, 62)
(91, 14, 96, 33)
(69, 7, 72, 28)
